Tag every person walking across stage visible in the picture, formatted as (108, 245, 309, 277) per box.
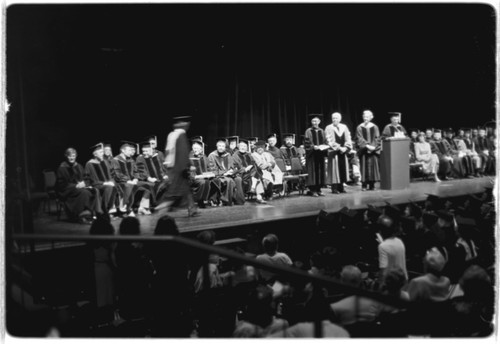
(155, 115, 199, 217)
(355, 110, 381, 191)
(325, 112, 353, 194)
(304, 114, 327, 196)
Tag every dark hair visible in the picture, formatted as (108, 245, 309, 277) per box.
(383, 268, 407, 295)
(245, 284, 275, 328)
(154, 215, 179, 236)
(459, 265, 492, 302)
(64, 147, 77, 157)
(89, 216, 114, 235)
(119, 217, 141, 235)
(262, 234, 279, 254)
(196, 230, 216, 245)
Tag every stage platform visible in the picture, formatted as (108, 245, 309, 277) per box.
(29, 177, 495, 239)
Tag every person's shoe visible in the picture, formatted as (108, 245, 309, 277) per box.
(307, 191, 318, 197)
(188, 207, 200, 217)
(127, 211, 136, 217)
(256, 198, 267, 204)
(109, 207, 117, 215)
(317, 191, 325, 197)
(331, 189, 340, 194)
(78, 217, 93, 225)
(361, 187, 367, 191)
(138, 207, 152, 215)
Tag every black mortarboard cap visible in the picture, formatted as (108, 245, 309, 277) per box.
(266, 133, 277, 140)
(103, 142, 112, 148)
(434, 129, 442, 133)
(425, 194, 443, 209)
(308, 113, 323, 120)
(455, 215, 476, 229)
(422, 212, 438, 227)
(140, 141, 152, 148)
(120, 140, 136, 150)
(384, 202, 402, 221)
(463, 128, 472, 132)
(254, 140, 267, 147)
(444, 128, 455, 134)
(90, 143, 104, 152)
(216, 137, 228, 145)
(408, 201, 423, 219)
(366, 204, 383, 222)
(173, 115, 192, 123)
(191, 136, 204, 143)
(239, 138, 249, 145)
(226, 135, 239, 143)
(282, 133, 296, 144)
(246, 137, 258, 143)
(409, 128, 420, 134)
(388, 112, 401, 118)
(436, 209, 454, 222)
(145, 135, 157, 142)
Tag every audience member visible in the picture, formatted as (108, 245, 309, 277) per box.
(255, 234, 293, 283)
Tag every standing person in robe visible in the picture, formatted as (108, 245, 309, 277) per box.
(355, 110, 381, 191)
(430, 129, 460, 180)
(462, 128, 482, 177)
(304, 114, 327, 196)
(252, 140, 283, 200)
(85, 143, 120, 216)
(112, 141, 154, 216)
(155, 115, 199, 217)
(381, 112, 407, 138)
(414, 133, 440, 181)
(208, 138, 245, 206)
(136, 141, 170, 207)
(325, 112, 352, 194)
(474, 127, 495, 176)
(189, 139, 220, 207)
(233, 139, 267, 204)
(56, 147, 99, 224)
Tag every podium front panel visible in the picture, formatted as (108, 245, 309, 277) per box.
(380, 138, 410, 190)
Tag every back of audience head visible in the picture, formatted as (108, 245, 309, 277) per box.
(89, 215, 114, 235)
(262, 233, 279, 255)
(245, 284, 275, 328)
(378, 215, 396, 239)
(340, 265, 363, 288)
(196, 230, 216, 245)
(303, 289, 333, 322)
(383, 268, 407, 295)
(459, 265, 492, 302)
(119, 216, 141, 235)
(423, 247, 446, 275)
(154, 215, 179, 236)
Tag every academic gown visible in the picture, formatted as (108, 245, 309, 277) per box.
(381, 124, 407, 138)
(232, 150, 259, 194)
(325, 123, 352, 185)
(56, 161, 98, 218)
(208, 150, 245, 205)
(189, 151, 221, 203)
(304, 127, 326, 189)
(355, 123, 381, 183)
(136, 153, 169, 205)
(85, 158, 119, 212)
(280, 145, 301, 169)
(430, 139, 463, 178)
(474, 136, 495, 174)
(112, 154, 153, 208)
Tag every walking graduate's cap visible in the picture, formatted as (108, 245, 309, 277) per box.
(173, 115, 192, 123)
(90, 143, 104, 152)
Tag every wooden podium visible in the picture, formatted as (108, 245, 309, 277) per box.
(380, 137, 410, 190)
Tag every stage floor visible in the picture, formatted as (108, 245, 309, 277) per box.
(30, 177, 495, 236)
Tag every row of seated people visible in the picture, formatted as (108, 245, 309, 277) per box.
(32, 183, 496, 337)
(45, 184, 494, 338)
(408, 127, 496, 181)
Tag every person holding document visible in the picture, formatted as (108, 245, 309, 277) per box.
(304, 114, 328, 196)
(325, 112, 353, 194)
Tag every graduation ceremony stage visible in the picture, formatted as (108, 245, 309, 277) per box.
(29, 177, 495, 243)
